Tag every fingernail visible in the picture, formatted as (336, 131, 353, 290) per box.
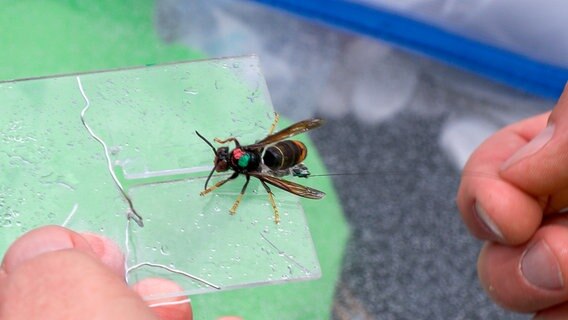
(501, 124, 554, 171)
(1, 229, 75, 272)
(521, 240, 563, 290)
(473, 202, 504, 241)
(0, 226, 98, 273)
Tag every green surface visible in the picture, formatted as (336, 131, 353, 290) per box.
(0, 0, 203, 81)
(0, 1, 350, 319)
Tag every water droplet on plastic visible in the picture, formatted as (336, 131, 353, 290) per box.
(184, 88, 198, 95)
(2, 218, 12, 227)
(109, 146, 121, 155)
(160, 245, 170, 256)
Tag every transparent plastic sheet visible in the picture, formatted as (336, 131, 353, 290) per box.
(0, 55, 321, 301)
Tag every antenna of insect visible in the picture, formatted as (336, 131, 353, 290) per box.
(195, 130, 219, 190)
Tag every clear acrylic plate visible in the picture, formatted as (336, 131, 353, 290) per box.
(0, 55, 321, 301)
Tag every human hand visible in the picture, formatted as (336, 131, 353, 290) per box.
(457, 84, 568, 318)
(0, 226, 191, 319)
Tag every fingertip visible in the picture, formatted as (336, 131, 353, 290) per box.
(1, 249, 155, 320)
(459, 175, 542, 245)
(478, 223, 568, 313)
(500, 87, 568, 195)
(80, 233, 125, 277)
(132, 278, 192, 320)
(534, 301, 568, 320)
(477, 241, 533, 312)
(1, 225, 92, 273)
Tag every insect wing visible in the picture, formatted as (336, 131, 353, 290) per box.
(250, 118, 324, 148)
(250, 172, 325, 199)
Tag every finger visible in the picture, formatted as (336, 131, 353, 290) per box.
(544, 188, 568, 215)
(0, 250, 156, 320)
(1, 226, 124, 277)
(457, 113, 549, 244)
(500, 83, 568, 196)
(1, 225, 94, 273)
(80, 232, 125, 276)
(477, 216, 568, 313)
(132, 278, 192, 320)
(535, 301, 568, 319)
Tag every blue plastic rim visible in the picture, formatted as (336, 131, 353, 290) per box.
(250, 0, 568, 99)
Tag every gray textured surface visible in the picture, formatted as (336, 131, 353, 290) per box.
(157, 0, 555, 318)
(312, 114, 517, 319)
(308, 77, 535, 319)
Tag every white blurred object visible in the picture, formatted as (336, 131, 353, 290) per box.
(353, 0, 568, 68)
(439, 116, 499, 169)
(317, 37, 419, 124)
(161, 0, 340, 120)
(349, 38, 419, 124)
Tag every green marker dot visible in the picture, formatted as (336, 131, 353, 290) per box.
(238, 153, 251, 168)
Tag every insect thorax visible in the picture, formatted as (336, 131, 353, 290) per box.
(231, 148, 261, 171)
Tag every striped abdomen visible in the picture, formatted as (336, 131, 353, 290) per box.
(262, 140, 307, 171)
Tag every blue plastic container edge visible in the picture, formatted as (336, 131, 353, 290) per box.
(248, 0, 568, 99)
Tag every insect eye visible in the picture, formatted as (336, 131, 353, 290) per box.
(217, 147, 229, 158)
(216, 160, 228, 172)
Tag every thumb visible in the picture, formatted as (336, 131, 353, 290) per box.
(500, 83, 568, 198)
(1, 226, 192, 320)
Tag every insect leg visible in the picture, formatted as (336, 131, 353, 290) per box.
(260, 180, 280, 224)
(229, 175, 250, 215)
(200, 172, 239, 196)
(267, 112, 280, 135)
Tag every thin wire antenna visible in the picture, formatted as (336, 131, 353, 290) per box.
(127, 262, 221, 290)
(307, 172, 371, 178)
(259, 232, 311, 275)
(148, 298, 192, 309)
(460, 170, 500, 180)
(124, 218, 132, 284)
(61, 203, 79, 227)
(76, 76, 144, 227)
(123, 214, 219, 289)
